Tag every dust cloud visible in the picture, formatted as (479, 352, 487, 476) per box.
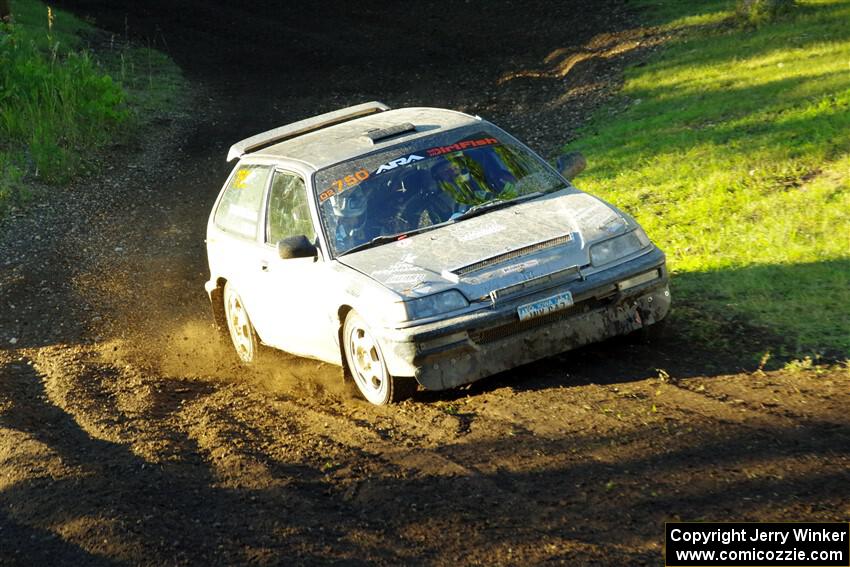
(77, 254, 349, 401)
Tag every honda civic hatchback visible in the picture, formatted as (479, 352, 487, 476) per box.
(205, 102, 670, 404)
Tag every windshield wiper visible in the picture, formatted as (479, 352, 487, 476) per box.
(451, 192, 544, 222)
(339, 234, 404, 256)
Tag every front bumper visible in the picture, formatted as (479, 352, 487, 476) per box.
(377, 248, 671, 391)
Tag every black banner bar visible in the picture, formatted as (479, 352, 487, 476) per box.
(665, 522, 850, 567)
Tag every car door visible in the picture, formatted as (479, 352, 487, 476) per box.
(207, 162, 273, 321)
(249, 168, 337, 361)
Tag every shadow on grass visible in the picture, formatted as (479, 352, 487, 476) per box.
(633, 0, 850, 75)
(673, 259, 850, 360)
(579, 68, 850, 179)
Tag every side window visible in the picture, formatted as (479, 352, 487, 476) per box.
(214, 164, 272, 239)
(266, 171, 316, 244)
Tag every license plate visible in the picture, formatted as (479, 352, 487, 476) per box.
(517, 291, 574, 321)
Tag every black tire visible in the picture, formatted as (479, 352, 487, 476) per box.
(342, 311, 416, 404)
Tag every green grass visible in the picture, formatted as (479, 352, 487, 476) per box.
(0, 0, 186, 212)
(108, 44, 187, 117)
(11, 0, 93, 50)
(567, 0, 850, 357)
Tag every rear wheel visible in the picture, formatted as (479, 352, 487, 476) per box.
(223, 282, 260, 364)
(343, 311, 416, 405)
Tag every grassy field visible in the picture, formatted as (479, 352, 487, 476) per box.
(0, 0, 185, 212)
(567, 0, 850, 358)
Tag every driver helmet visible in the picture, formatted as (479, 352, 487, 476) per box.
(330, 188, 367, 219)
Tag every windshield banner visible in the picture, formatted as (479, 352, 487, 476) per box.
(319, 134, 501, 203)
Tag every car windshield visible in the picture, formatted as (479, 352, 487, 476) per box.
(314, 127, 566, 256)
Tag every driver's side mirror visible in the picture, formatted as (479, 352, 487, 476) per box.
(278, 235, 317, 259)
(556, 151, 587, 181)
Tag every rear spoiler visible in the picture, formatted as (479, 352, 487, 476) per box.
(226, 101, 390, 162)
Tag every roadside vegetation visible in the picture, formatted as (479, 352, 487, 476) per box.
(567, 0, 850, 359)
(0, 0, 185, 213)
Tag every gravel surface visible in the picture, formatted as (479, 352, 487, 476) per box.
(1, 1, 848, 565)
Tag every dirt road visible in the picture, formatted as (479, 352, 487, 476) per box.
(1, 1, 848, 565)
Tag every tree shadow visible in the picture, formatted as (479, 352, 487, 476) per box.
(630, 1, 848, 77)
(0, 359, 399, 565)
(577, 68, 850, 180)
(323, 408, 850, 564)
(672, 259, 850, 360)
(2, 327, 849, 564)
(0, 508, 122, 567)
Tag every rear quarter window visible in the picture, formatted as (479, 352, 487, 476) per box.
(214, 164, 272, 239)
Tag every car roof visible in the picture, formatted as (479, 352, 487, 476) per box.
(239, 106, 481, 170)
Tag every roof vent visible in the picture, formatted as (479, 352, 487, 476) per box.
(362, 123, 417, 144)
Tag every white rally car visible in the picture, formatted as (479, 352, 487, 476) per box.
(206, 102, 670, 404)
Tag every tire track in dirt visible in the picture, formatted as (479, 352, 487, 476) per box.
(272, 397, 483, 480)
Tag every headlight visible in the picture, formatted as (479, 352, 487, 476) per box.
(403, 290, 469, 321)
(590, 228, 651, 267)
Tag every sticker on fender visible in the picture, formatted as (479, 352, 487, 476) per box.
(517, 291, 574, 321)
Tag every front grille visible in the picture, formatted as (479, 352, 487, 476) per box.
(489, 265, 581, 304)
(452, 234, 572, 277)
(469, 297, 608, 345)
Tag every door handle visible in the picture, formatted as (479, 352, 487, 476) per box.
(260, 260, 269, 272)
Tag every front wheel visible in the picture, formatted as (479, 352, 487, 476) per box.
(343, 311, 416, 405)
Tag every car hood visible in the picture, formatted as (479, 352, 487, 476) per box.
(336, 188, 631, 301)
